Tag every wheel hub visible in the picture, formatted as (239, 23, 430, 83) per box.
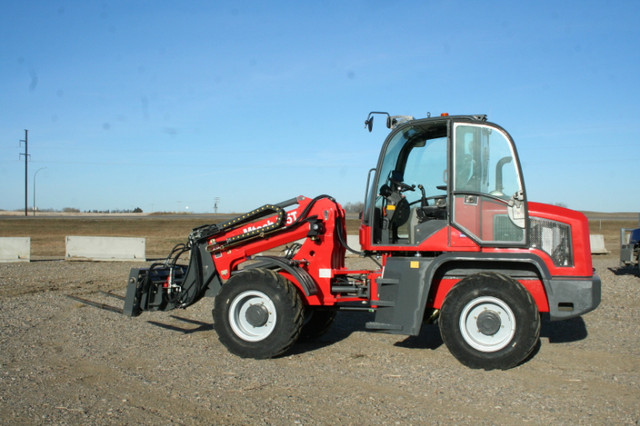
(459, 296, 517, 352)
(245, 303, 269, 327)
(476, 310, 501, 336)
(228, 290, 278, 342)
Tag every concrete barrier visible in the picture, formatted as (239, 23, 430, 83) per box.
(346, 235, 362, 256)
(590, 234, 609, 254)
(65, 236, 146, 261)
(0, 237, 31, 262)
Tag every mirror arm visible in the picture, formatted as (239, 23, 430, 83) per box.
(364, 111, 390, 132)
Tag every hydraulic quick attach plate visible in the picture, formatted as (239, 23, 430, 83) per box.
(123, 264, 188, 316)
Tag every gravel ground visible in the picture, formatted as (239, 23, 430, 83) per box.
(0, 256, 639, 424)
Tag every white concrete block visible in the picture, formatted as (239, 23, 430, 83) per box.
(589, 234, 609, 254)
(346, 235, 362, 256)
(65, 236, 146, 261)
(0, 237, 31, 262)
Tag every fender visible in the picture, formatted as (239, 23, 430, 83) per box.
(369, 252, 552, 336)
(238, 255, 319, 296)
(424, 252, 599, 321)
(425, 252, 552, 312)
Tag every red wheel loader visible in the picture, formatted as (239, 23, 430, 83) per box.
(124, 113, 600, 370)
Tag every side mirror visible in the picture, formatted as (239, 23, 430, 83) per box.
(508, 190, 525, 229)
(364, 111, 391, 132)
(365, 116, 374, 132)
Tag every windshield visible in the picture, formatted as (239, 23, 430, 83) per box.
(371, 121, 448, 210)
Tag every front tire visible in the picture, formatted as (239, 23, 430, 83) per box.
(439, 272, 541, 370)
(213, 269, 304, 359)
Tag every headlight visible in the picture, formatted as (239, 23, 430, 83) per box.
(530, 218, 573, 267)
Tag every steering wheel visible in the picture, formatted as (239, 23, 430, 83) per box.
(389, 176, 415, 193)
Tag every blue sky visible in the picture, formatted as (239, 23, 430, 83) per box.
(1, 1, 639, 213)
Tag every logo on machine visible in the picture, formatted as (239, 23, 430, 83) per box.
(241, 211, 298, 234)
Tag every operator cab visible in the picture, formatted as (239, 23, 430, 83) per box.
(363, 114, 528, 249)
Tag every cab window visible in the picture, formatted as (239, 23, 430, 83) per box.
(452, 123, 526, 244)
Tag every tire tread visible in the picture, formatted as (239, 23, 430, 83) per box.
(439, 272, 541, 370)
(213, 268, 304, 359)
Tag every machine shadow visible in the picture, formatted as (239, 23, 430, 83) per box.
(147, 315, 213, 334)
(540, 315, 588, 343)
(393, 324, 444, 350)
(288, 310, 375, 355)
(608, 265, 640, 277)
(385, 316, 589, 354)
(519, 316, 589, 366)
(289, 311, 445, 356)
(391, 316, 589, 352)
(146, 312, 589, 360)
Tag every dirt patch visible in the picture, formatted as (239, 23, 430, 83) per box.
(0, 256, 639, 424)
(1, 215, 639, 423)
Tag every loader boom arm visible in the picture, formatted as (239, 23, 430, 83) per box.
(124, 195, 369, 316)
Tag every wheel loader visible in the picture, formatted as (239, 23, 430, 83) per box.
(123, 112, 601, 370)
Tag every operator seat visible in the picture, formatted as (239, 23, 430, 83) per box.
(408, 202, 448, 244)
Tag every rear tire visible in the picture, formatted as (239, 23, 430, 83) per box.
(298, 308, 337, 341)
(439, 272, 540, 370)
(213, 269, 303, 359)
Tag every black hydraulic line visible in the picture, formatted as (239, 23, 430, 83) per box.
(335, 210, 363, 256)
(191, 195, 332, 250)
(329, 198, 382, 268)
(194, 204, 288, 251)
(245, 255, 319, 296)
(206, 196, 337, 252)
(176, 246, 204, 307)
(293, 194, 335, 226)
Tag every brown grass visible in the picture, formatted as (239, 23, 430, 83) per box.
(1, 214, 635, 259)
(0, 217, 208, 258)
(0, 216, 363, 258)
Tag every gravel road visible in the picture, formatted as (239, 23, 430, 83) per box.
(1, 256, 639, 424)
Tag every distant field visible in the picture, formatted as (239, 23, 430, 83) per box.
(587, 218, 638, 258)
(0, 215, 363, 259)
(0, 212, 637, 259)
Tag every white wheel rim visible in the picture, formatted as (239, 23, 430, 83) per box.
(459, 296, 516, 352)
(228, 290, 277, 342)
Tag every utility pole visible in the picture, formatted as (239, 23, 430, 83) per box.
(19, 130, 29, 217)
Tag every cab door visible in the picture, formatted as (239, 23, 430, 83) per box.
(365, 119, 450, 246)
(451, 122, 528, 247)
